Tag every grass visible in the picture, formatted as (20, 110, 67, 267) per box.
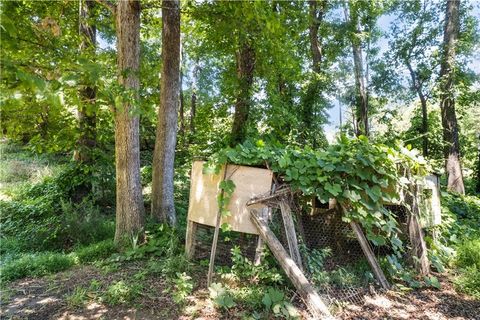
(0, 252, 76, 282)
(0, 241, 118, 282)
(0, 143, 64, 199)
(454, 239, 480, 298)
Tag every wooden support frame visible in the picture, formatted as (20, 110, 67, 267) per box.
(279, 200, 303, 270)
(408, 181, 430, 276)
(337, 204, 390, 290)
(206, 166, 228, 287)
(250, 210, 334, 320)
(185, 220, 198, 259)
(349, 221, 391, 290)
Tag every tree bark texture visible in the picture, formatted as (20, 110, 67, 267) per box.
(179, 48, 185, 137)
(309, 0, 325, 73)
(151, 0, 181, 226)
(439, 0, 464, 194)
(406, 60, 429, 157)
(114, 0, 145, 244)
(344, 3, 368, 137)
(189, 62, 198, 135)
(75, 0, 97, 163)
(230, 41, 255, 146)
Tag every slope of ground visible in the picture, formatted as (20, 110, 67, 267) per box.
(2, 265, 479, 320)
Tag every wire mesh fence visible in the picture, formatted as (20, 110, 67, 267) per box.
(189, 193, 415, 310)
(192, 223, 259, 266)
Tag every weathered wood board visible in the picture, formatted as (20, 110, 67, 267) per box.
(187, 161, 273, 235)
(420, 174, 441, 228)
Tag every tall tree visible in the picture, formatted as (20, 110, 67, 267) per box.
(189, 62, 199, 135)
(110, 0, 146, 244)
(344, 2, 369, 137)
(151, 0, 181, 226)
(439, 0, 464, 194)
(230, 40, 256, 146)
(75, 0, 97, 163)
(389, 0, 441, 157)
(309, 0, 325, 73)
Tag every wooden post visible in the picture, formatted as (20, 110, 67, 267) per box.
(251, 210, 334, 320)
(349, 221, 390, 290)
(408, 181, 430, 276)
(279, 200, 303, 270)
(254, 207, 268, 265)
(185, 220, 197, 259)
(207, 165, 227, 287)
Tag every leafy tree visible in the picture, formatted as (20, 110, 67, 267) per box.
(151, 0, 181, 226)
(438, 0, 464, 194)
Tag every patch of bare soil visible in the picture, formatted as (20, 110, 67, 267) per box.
(0, 262, 221, 320)
(338, 275, 480, 320)
(1, 268, 478, 320)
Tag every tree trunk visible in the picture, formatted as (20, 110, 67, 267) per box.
(151, 0, 181, 226)
(406, 60, 429, 157)
(309, 0, 325, 73)
(302, 0, 326, 146)
(476, 134, 480, 193)
(230, 41, 255, 146)
(179, 47, 185, 138)
(189, 62, 198, 135)
(344, 3, 368, 137)
(114, 0, 145, 245)
(439, 0, 464, 194)
(75, 0, 96, 163)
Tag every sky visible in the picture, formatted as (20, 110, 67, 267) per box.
(322, 2, 480, 143)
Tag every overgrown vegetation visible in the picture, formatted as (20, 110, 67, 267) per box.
(1, 0, 479, 317)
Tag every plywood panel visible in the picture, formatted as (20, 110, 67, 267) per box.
(420, 174, 442, 228)
(187, 161, 273, 235)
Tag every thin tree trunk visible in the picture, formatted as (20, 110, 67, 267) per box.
(303, 0, 326, 147)
(75, 0, 96, 163)
(189, 62, 198, 135)
(476, 134, 480, 193)
(406, 60, 429, 157)
(114, 0, 145, 245)
(344, 3, 368, 137)
(179, 47, 185, 138)
(230, 41, 255, 146)
(151, 0, 181, 226)
(439, 0, 464, 194)
(309, 0, 325, 73)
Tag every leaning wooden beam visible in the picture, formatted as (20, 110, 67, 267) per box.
(246, 188, 291, 206)
(206, 165, 228, 286)
(349, 220, 391, 290)
(250, 210, 334, 320)
(279, 200, 303, 270)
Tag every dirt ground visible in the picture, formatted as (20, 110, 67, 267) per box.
(1, 265, 479, 320)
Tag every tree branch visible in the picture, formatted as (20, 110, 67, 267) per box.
(94, 0, 115, 12)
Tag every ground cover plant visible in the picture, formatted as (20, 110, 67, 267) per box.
(1, 0, 479, 318)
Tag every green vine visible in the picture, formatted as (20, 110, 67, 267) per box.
(204, 135, 431, 281)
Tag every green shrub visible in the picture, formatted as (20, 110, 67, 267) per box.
(455, 266, 480, 299)
(0, 198, 114, 253)
(456, 239, 480, 269)
(103, 280, 143, 305)
(0, 252, 75, 282)
(75, 240, 116, 264)
(65, 286, 88, 309)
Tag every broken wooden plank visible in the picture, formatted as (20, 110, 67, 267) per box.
(246, 188, 291, 206)
(279, 200, 303, 271)
(250, 209, 334, 319)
